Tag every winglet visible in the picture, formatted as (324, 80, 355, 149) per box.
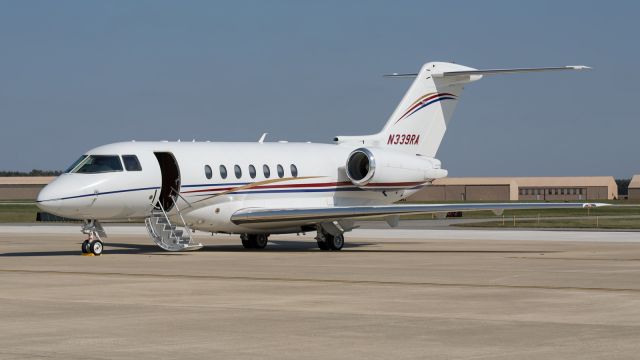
(569, 65, 592, 70)
(583, 202, 610, 208)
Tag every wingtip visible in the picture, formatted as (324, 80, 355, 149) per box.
(583, 202, 610, 208)
(569, 65, 592, 70)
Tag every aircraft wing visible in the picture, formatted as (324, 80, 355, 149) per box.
(231, 202, 607, 226)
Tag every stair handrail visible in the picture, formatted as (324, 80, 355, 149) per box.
(156, 199, 177, 238)
(156, 198, 169, 220)
(171, 187, 193, 209)
(170, 191, 193, 243)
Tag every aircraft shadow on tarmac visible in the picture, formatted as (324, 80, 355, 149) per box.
(0, 240, 560, 256)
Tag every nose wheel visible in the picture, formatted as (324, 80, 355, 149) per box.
(81, 219, 106, 256)
(81, 239, 103, 255)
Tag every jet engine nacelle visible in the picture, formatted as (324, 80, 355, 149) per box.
(345, 147, 448, 188)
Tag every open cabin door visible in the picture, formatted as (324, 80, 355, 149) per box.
(154, 152, 181, 211)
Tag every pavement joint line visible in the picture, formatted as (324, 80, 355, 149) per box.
(5, 295, 640, 331)
(3, 295, 640, 329)
(508, 256, 640, 261)
(2, 268, 640, 293)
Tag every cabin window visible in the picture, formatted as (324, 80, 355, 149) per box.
(219, 165, 228, 179)
(122, 155, 142, 171)
(277, 164, 284, 178)
(65, 155, 88, 173)
(290, 164, 298, 177)
(204, 165, 212, 179)
(234, 165, 242, 179)
(263, 164, 270, 178)
(74, 155, 123, 174)
(249, 165, 256, 179)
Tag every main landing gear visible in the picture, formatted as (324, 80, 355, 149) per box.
(240, 233, 269, 249)
(81, 220, 106, 256)
(315, 230, 344, 251)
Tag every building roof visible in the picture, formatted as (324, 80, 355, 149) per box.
(0, 176, 56, 185)
(433, 176, 616, 187)
(630, 175, 640, 189)
(432, 177, 516, 186)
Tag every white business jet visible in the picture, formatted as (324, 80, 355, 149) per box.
(37, 61, 594, 255)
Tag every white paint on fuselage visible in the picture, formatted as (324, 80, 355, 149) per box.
(37, 141, 420, 233)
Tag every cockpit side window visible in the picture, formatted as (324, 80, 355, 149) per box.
(122, 155, 142, 171)
(74, 155, 123, 174)
(64, 155, 88, 173)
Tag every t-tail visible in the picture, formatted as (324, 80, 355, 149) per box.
(335, 61, 590, 157)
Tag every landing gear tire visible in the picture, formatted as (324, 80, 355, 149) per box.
(316, 229, 344, 251)
(241, 239, 253, 248)
(82, 240, 91, 254)
(254, 234, 268, 249)
(241, 234, 269, 249)
(316, 239, 330, 250)
(90, 240, 103, 255)
(241, 234, 254, 249)
(328, 234, 344, 251)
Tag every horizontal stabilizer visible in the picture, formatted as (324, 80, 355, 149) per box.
(433, 65, 591, 78)
(384, 65, 591, 78)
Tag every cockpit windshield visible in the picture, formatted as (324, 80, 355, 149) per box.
(68, 155, 124, 174)
(64, 155, 88, 173)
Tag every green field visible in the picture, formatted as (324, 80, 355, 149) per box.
(455, 217, 640, 230)
(0, 202, 40, 223)
(1, 201, 640, 230)
(400, 203, 640, 220)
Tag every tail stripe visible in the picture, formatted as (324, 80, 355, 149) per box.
(394, 92, 457, 124)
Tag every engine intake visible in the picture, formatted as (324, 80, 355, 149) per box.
(346, 148, 375, 186)
(345, 147, 447, 188)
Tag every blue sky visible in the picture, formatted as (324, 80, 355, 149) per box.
(0, 1, 637, 177)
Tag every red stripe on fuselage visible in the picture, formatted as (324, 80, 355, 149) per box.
(181, 180, 426, 194)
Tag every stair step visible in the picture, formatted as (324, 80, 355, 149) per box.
(144, 206, 197, 252)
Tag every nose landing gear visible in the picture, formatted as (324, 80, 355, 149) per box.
(81, 220, 106, 256)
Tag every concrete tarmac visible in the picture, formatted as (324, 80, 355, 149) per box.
(1, 225, 640, 359)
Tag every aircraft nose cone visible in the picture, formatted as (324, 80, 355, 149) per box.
(36, 183, 63, 214)
(36, 178, 92, 218)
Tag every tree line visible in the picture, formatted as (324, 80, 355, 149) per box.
(0, 169, 62, 177)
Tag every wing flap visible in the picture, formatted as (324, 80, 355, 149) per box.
(231, 202, 606, 225)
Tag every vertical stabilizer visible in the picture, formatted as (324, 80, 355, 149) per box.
(377, 62, 480, 157)
(334, 61, 589, 157)
(335, 62, 482, 157)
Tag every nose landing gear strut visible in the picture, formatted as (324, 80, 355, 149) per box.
(81, 220, 106, 256)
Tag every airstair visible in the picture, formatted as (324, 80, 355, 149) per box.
(144, 198, 203, 251)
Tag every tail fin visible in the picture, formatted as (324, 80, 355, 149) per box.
(334, 61, 589, 157)
(378, 62, 476, 157)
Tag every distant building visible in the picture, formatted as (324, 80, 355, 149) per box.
(408, 176, 618, 202)
(0, 177, 55, 201)
(629, 175, 640, 200)
(0, 175, 621, 202)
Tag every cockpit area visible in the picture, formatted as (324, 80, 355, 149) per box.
(65, 155, 142, 174)
(37, 151, 157, 220)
